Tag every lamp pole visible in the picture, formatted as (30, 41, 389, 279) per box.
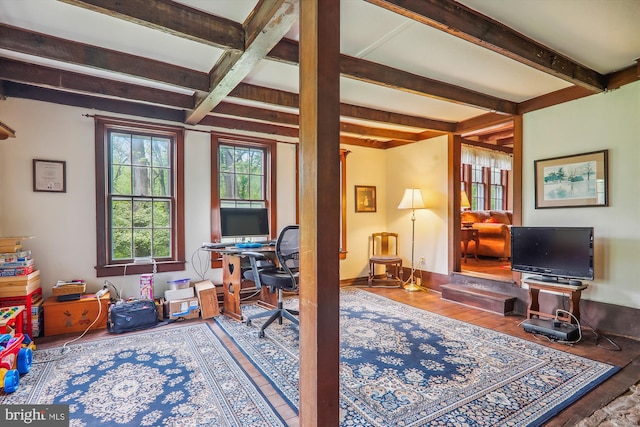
(398, 187, 425, 292)
(405, 208, 421, 291)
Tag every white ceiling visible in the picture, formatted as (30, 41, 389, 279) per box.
(1, 0, 639, 139)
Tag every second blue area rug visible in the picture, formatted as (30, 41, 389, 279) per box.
(216, 287, 619, 427)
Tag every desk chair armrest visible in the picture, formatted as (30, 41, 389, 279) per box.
(241, 251, 268, 259)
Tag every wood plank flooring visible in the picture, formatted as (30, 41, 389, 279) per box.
(34, 288, 640, 427)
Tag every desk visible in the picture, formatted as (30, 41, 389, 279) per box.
(460, 227, 479, 263)
(209, 247, 276, 321)
(524, 279, 588, 324)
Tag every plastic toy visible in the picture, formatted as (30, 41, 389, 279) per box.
(0, 333, 33, 393)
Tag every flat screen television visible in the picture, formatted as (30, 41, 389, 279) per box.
(511, 226, 594, 285)
(220, 207, 270, 239)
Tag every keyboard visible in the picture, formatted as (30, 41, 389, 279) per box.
(201, 242, 228, 249)
(235, 242, 263, 249)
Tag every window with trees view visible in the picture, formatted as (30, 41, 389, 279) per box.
(219, 144, 266, 209)
(95, 118, 185, 276)
(210, 135, 277, 247)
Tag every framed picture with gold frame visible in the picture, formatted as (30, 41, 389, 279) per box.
(355, 185, 376, 212)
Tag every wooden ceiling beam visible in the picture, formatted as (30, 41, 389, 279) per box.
(518, 85, 594, 115)
(340, 122, 419, 142)
(455, 112, 513, 135)
(3, 81, 186, 123)
(0, 24, 209, 91)
(339, 136, 389, 149)
(365, 0, 605, 92)
(606, 61, 640, 91)
(186, 0, 298, 124)
(229, 83, 456, 132)
(212, 102, 420, 141)
(0, 58, 194, 109)
(59, 0, 245, 51)
(199, 115, 299, 137)
(461, 137, 513, 154)
(212, 102, 299, 126)
(476, 129, 514, 142)
(269, 39, 517, 114)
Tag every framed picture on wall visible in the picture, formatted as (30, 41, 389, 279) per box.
(33, 159, 66, 193)
(355, 185, 376, 212)
(534, 150, 608, 208)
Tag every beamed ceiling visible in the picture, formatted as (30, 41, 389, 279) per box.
(1, 0, 639, 150)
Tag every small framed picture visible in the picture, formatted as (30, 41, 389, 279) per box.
(33, 159, 66, 193)
(355, 185, 376, 213)
(534, 150, 607, 208)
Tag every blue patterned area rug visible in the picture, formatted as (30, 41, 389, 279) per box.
(216, 287, 620, 427)
(0, 323, 286, 427)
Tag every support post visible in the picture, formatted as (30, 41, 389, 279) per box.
(299, 0, 341, 426)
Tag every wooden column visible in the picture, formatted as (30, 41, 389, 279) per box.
(299, 0, 341, 426)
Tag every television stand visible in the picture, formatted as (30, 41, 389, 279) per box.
(530, 275, 583, 286)
(523, 278, 588, 324)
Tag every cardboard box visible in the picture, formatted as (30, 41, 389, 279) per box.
(42, 293, 110, 336)
(194, 280, 220, 319)
(167, 297, 200, 320)
(164, 286, 194, 301)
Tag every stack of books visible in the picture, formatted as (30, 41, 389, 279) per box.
(0, 237, 35, 277)
(0, 237, 42, 337)
(0, 237, 40, 298)
(30, 297, 44, 338)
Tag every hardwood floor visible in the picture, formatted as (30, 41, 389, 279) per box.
(35, 288, 640, 427)
(460, 255, 514, 282)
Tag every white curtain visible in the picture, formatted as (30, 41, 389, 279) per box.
(461, 145, 512, 170)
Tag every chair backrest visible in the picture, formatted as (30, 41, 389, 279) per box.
(371, 232, 399, 257)
(275, 225, 300, 286)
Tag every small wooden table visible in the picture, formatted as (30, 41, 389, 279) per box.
(208, 246, 277, 321)
(460, 227, 479, 263)
(524, 279, 588, 324)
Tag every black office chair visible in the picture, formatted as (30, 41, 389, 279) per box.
(242, 225, 299, 337)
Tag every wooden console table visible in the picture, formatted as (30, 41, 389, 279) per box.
(460, 227, 479, 263)
(523, 278, 588, 324)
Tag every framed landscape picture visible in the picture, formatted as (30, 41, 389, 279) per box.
(534, 150, 608, 208)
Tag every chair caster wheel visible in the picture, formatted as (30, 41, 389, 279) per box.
(246, 319, 252, 326)
(258, 330, 265, 338)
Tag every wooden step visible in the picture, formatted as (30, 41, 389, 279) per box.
(440, 283, 516, 315)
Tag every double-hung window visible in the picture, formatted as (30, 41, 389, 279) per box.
(461, 145, 511, 211)
(95, 117, 185, 276)
(211, 134, 277, 247)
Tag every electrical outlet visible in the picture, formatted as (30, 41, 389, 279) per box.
(419, 257, 425, 265)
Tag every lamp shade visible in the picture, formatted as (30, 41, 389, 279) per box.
(398, 188, 426, 210)
(461, 190, 471, 209)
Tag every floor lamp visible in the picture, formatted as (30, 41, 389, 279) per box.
(398, 188, 426, 292)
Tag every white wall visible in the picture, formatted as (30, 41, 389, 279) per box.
(386, 136, 450, 276)
(0, 98, 297, 299)
(523, 81, 640, 308)
(339, 145, 387, 279)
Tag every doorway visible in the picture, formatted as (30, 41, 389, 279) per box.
(452, 118, 521, 284)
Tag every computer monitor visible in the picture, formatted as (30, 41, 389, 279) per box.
(220, 207, 270, 239)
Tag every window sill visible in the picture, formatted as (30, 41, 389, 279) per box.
(95, 260, 186, 277)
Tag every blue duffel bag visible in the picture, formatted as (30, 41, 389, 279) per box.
(107, 299, 159, 334)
